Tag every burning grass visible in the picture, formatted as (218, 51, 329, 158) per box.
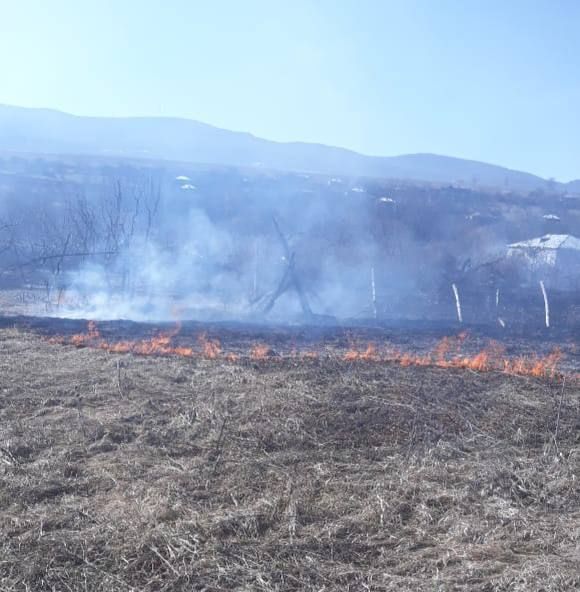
(1, 324, 580, 590)
(49, 321, 567, 381)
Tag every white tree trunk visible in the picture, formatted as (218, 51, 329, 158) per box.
(540, 280, 550, 328)
(371, 266, 377, 319)
(452, 283, 463, 323)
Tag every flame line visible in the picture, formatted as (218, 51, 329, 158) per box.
(48, 322, 568, 381)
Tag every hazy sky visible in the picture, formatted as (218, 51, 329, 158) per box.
(1, 0, 579, 180)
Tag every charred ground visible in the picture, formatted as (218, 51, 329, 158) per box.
(1, 319, 580, 590)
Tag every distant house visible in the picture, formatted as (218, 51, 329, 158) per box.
(507, 234, 580, 289)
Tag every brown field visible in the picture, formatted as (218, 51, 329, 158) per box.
(1, 321, 580, 591)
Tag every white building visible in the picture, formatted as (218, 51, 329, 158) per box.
(507, 234, 580, 289)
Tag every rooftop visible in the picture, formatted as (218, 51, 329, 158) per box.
(508, 234, 580, 251)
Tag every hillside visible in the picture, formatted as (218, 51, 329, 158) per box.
(1, 104, 575, 193)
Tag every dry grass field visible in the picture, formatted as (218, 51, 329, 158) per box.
(1, 323, 580, 591)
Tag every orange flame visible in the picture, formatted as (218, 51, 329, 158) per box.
(48, 322, 567, 381)
(343, 336, 563, 379)
(250, 344, 271, 360)
(52, 322, 200, 359)
(343, 343, 379, 361)
(197, 333, 221, 359)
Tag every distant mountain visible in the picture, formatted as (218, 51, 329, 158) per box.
(0, 103, 574, 192)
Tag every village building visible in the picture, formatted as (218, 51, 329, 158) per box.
(507, 234, 580, 290)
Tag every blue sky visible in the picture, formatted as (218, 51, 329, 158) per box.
(1, 0, 578, 180)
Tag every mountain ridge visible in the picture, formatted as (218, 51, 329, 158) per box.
(0, 103, 577, 192)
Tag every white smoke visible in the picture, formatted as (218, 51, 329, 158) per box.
(57, 209, 250, 321)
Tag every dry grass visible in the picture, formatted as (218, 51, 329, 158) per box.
(1, 327, 580, 590)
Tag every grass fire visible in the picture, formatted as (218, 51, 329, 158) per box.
(1, 10, 580, 588)
(2, 317, 580, 591)
(3, 182, 580, 591)
(48, 320, 566, 380)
